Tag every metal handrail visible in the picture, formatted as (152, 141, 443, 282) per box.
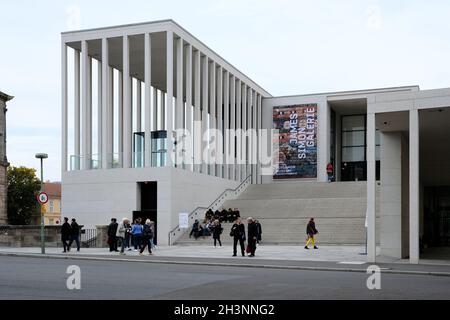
(168, 174, 252, 245)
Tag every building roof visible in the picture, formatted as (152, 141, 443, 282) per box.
(0, 91, 14, 102)
(43, 182, 61, 198)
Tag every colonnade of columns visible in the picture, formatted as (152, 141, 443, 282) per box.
(62, 30, 265, 184)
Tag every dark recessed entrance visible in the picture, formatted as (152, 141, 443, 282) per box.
(134, 181, 158, 244)
(424, 186, 450, 248)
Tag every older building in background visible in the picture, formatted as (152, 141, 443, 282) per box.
(0, 91, 13, 225)
(42, 182, 62, 225)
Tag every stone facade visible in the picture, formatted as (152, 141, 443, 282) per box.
(0, 92, 13, 225)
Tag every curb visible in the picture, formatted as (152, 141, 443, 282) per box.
(1, 252, 450, 277)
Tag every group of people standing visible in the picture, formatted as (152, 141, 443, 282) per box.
(107, 218, 156, 256)
(61, 217, 81, 253)
(229, 217, 261, 257)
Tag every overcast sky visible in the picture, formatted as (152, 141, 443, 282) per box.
(1, 0, 449, 181)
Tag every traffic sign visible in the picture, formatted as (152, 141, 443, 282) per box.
(37, 192, 49, 205)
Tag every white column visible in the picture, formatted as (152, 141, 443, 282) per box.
(217, 66, 223, 178)
(194, 50, 201, 173)
(87, 57, 92, 168)
(101, 37, 110, 169)
(367, 112, 377, 263)
(144, 33, 152, 168)
(161, 91, 165, 130)
(74, 49, 81, 170)
(209, 61, 216, 177)
(108, 67, 114, 168)
(230, 75, 236, 180)
(123, 35, 132, 168)
(223, 71, 230, 180)
(61, 42, 68, 172)
(176, 36, 184, 168)
(409, 108, 420, 264)
(201, 55, 209, 174)
(250, 90, 257, 184)
(97, 60, 102, 168)
(81, 40, 89, 170)
(236, 79, 242, 181)
(136, 81, 142, 133)
(185, 44, 193, 171)
(118, 71, 123, 167)
(166, 30, 174, 167)
(258, 94, 262, 184)
(152, 87, 158, 131)
(318, 100, 330, 182)
(242, 84, 247, 179)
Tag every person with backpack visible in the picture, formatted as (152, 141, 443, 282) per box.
(305, 218, 319, 250)
(68, 218, 81, 252)
(131, 219, 143, 251)
(212, 219, 223, 248)
(230, 218, 246, 257)
(140, 219, 154, 256)
(61, 217, 71, 253)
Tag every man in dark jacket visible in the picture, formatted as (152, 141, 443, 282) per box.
(230, 218, 246, 257)
(255, 220, 262, 244)
(190, 220, 200, 239)
(107, 218, 119, 252)
(61, 217, 71, 253)
(247, 217, 258, 257)
(68, 218, 81, 252)
(305, 218, 319, 250)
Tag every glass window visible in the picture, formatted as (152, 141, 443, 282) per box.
(342, 147, 365, 162)
(342, 115, 365, 131)
(49, 200, 54, 213)
(342, 131, 365, 147)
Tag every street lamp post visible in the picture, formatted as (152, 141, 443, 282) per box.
(36, 153, 48, 254)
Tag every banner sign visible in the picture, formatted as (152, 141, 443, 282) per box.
(273, 104, 318, 179)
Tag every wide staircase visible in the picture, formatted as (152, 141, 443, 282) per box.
(175, 181, 378, 246)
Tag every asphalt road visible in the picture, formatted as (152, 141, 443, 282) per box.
(0, 256, 450, 300)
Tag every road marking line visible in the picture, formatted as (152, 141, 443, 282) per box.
(338, 261, 366, 265)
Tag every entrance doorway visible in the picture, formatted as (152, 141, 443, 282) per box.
(424, 187, 450, 248)
(134, 182, 158, 244)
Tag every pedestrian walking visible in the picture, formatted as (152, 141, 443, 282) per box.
(140, 219, 154, 256)
(212, 220, 223, 248)
(255, 220, 262, 244)
(230, 218, 246, 257)
(116, 218, 130, 255)
(327, 162, 334, 183)
(247, 217, 258, 257)
(305, 218, 319, 250)
(131, 219, 143, 251)
(107, 218, 119, 252)
(149, 221, 157, 250)
(124, 219, 132, 251)
(61, 217, 71, 253)
(68, 218, 81, 252)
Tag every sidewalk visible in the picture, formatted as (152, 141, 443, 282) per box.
(0, 245, 370, 263)
(1, 245, 449, 276)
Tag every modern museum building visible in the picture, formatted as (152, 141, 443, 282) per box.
(60, 20, 450, 264)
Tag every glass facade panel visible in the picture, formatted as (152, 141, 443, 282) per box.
(342, 146, 365, 162)
(342, 115, 365, 131)
(342, 131, 365, 147)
